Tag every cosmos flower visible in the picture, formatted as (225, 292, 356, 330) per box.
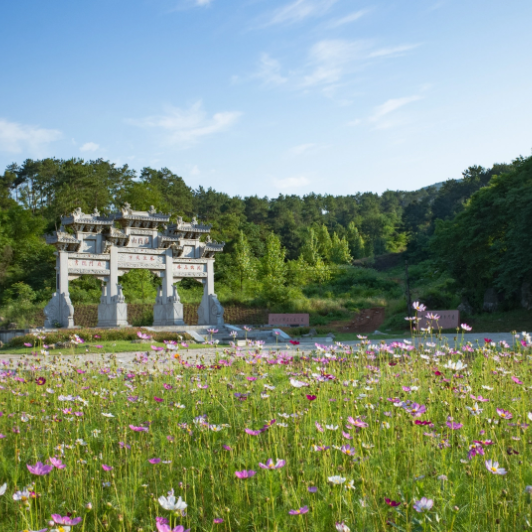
(51, 514, 83, 525)
(235, 470, 256, 479)
(288, 506, 308, 515)
(413, 498, 433, 512)
(158, 489, 187, 511)
(485, 460, 507, 475)
(496, 408, 513, 420)
(27, 462, 54, 476)
(328, 476, 346, 485)
(102, 465, 113, 471)
(129, 425, 148, 432)
(49, 458, 66, 470)
(0, 483, 6, 496)
(258, 458, 285, 470)
(35, 377, 46, 385)
(335, 523, 350, 532)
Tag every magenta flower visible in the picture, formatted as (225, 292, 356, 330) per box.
(347, 416, 368, 428)
(154, 396, 164, 403)
(163, 384, 173, 390)
(213, 518, 224, 523)
(496, 408, 513, 420)
(222, 445, 233, 451)
(385, 498, 400, 507)
(156, 523, 190, 532)
(446, 419, 463, 430)
(129, 425, 148, 432)
(149, 458, 161, 464)
(340, 445, 356, 456)
(27, 462, 54, 476)
(49, 457, 66, 469)
(127, 396, 138, 402)
(511, 376, 523, 384)
(245, 428, 263, 436)
(289, 506, 309, 515)
(306, 395, 317, 401)
(308, 486, 318, 493)
(405, 403, 427, 417)
(52, 514, 83, 525)
(119, 441, 131, 450)
(24, 342, 32, 347)
(235, 470, 256, 479)
(259, 458, 285, 470)
(102, 464, 113, 471)
(35, 377, 46, 385)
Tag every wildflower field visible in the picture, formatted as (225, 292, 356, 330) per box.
(1, 330, 532, 532)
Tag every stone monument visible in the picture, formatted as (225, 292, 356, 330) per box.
(44, 206, 225, 328)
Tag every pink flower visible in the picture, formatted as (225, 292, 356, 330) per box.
(102, 464, 113, 471)
(213, 518, 224, 523)
(51, 514, 83, 525)
(315, 422, 324, 432)
(347, 416, 368, 428)
(511, 376, 523, 385)
(446, 421, 463, 430)
(245, 428, 262, 436)
(163, 384, 173, 390)
(154, 397, 164, 403)
(151, 345, 164, 352)
(385, 498, 401, 507)
(119, 441, 131, 449)
(259, 458, 285, 470)
(27, 462, 54, 476)
(289, 506, 309, 515)
(129, 425, 148, 432)
(35, 377, 46, 385)
(235, 470, 256, 479)
(24, 342, 32, 347)
(496, 408, 513, 420)
(306, 395, 317, 401)
(49, 457, 66, 470)
(156, 522, 190, 532)
(222, 445, 232, 451)
(149, 458, 161, 464)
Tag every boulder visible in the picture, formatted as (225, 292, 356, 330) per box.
(521, 282, 532, 310)
(457, 296, 473, 315)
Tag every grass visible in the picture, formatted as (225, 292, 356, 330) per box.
(1, 334, 532, 531)
(0, 340, 219, 355)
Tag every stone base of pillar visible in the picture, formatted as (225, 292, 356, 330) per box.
(97, 302, 129, 327)
(153, 301, 185, 326)
(153, 285, 185, 326)
(97, 284, 128, 327)
(197, 294, 225, 326)
(44, 291, 75, 328)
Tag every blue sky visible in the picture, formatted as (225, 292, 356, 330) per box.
(1, 0, 531, 197)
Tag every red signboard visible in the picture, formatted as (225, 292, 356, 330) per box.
(268, 313, 310, 327)
(418, 310, 460, 330)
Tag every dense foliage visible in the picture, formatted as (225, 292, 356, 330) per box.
(0, 154, 530, 319)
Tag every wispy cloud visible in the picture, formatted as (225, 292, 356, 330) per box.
(273, 175, 311, 189)
(367, 95, 423, 129)
(129, 101, 241, 146)
(369, 44, 419, 58)
(256, 53, 288, 85)
(80, 142, 100, 152)
(268, 0, 337, 26)
(327, 9, 369, 28)
(0, 118, 61, 153)
(289, 143, 317, 155)
(195, 0, 213, 6)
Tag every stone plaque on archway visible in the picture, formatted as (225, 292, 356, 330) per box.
(44, 204, 225, 328)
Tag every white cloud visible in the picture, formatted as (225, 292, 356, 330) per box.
(256, 53, 288, 85)
(327, 9, 369, 28)
(129, 101, 241, 146)
(369, 44, 419, 58)
(0, 118, 61, 153)
(273, 175, 311, 189)
(302, 39, 369, 86)
(289, 143, 316, 155)
(80, 142, 100, 152)
(370, 96, 422, 122)
(195, 0, 213, 5)
(268, 0, 337, 25)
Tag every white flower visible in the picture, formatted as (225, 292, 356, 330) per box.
(51, 528, 71, 532)
(260, 393, 270, 399)
(158, 488, 187, 511)
(277, 422, 288, 427)
(481, 385, 493, 391)
(76, 439, 88, 446)
(175, 404, 186, 409)
(528, 412, 532, 421)
(466, 403, 483, 415)
(0, 483, 6, 496)
(92, 429, 101, 437)
(102, 413, 115, 418)
(344, 479, 356, 490)
(328, 476, 346, 485)
(336, 523, 351, 532)
(264, 384, 276, 390)
(13, 488, 31, 501)
(289, 378, 309, 388)
(326, 425, 339, 431)
(445, 360, 467, 371)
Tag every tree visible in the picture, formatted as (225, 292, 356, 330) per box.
(316, 224, 332, 261)
(260, 233, 287, 304)
(346, 222, 365, 259)
(231, 231, 256, 292)
(330, 233, 352, 265)
(300, 227, 320, 266)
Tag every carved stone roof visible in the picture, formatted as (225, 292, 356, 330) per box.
(201, 241, 225, 258)
(61, 208, 113, 233)
(109, 203, 170, 229)
(166, 216, 212, 239)
(45, 231, 81, 252)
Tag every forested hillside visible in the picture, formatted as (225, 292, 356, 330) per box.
(1, 154, 530, 330)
